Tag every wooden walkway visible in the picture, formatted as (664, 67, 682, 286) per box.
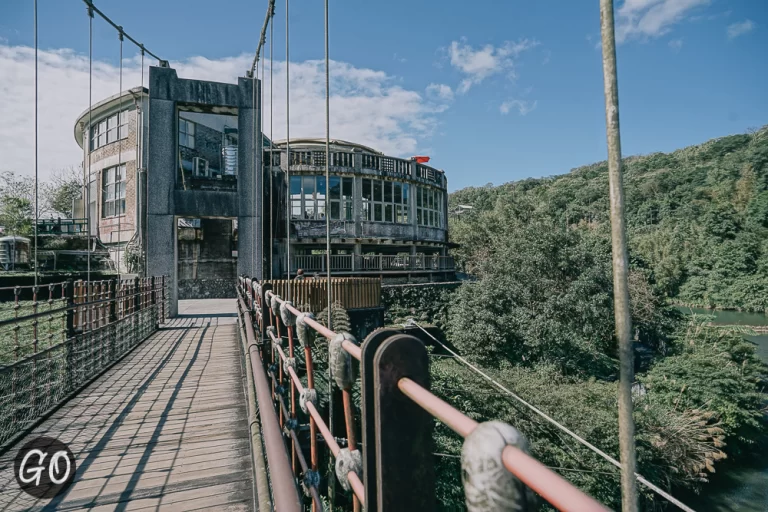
(0, 301, 254, 511)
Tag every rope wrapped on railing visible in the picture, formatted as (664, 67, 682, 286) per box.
(236, 275, 609, 512)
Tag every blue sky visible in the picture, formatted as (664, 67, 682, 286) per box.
(1, 0, 766, 191)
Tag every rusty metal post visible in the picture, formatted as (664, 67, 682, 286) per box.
(361, 328, 400, 511)
(373, 333, 434, 511)
(599, 1, 638, 511)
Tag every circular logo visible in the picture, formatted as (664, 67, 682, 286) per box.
(14, 436, 76, 499)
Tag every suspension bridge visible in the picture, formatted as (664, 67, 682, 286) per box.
(0, 0, 701, 511)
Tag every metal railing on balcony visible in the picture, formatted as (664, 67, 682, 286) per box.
(290, 254, 454, 274)
(36, 218, 88, 235)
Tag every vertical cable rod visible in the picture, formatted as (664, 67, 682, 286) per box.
(33, 0, 39, 287)
(117, 27, 123, 281)
(261, 50, 266, 278)
(285, 0, 291, 294)
(599, 1, 638, 511)
(252, 59, 257, 277)
(324, 0, 331, 328)
(86, 4, 93, 284)
(269, 9, 274, 280)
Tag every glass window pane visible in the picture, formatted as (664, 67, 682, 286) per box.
(374, 204, 382, 222)
(417, 209, 422, 225)
(303, 176, 315, 196)
(403, 183, 409, 202)
(342, 178, 353, 199)
(373, 180, 383, 203)
(363, 202, 371, 221)
(403, 206, 409, 223)
(119, 199, 126, 215)
(304, 203, 315, 219)
(329, 176, 341, 200)
(396, 205, 402, 223)
(98, 133, 106, 147)
(108, 115, 117, 129)
(317, 200, 326, 219)
(290, 176, 302, 196)
(362, 179, 372, 200)
(316, 176, 327, 199)
(384, 181, 393, 203)
(105, 201, 114, 217)
(345, 200, 353, 220)
(416, 187, 422, 207)
(394, 182, 402, 203)
(188, 122, 195, 135)
(99, 120, 107, 132)
(292, 202, 302, 219)
(385, 204, 393, 223)
(331, 201, 340, 220)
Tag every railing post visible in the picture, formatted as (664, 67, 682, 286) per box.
(64, 279, 76, 393)
(372, 333, 434, 511)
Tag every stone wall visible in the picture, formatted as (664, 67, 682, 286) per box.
(178, 278, 236, 299)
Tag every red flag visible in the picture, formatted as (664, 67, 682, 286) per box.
(413, 156, 430, 163)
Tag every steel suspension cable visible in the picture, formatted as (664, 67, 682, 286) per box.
(269, 11, 274, 280)
(261, 49, 265, 279)
(252, 54, 257, 277)
(324, 0, 331, 328)
(33, 0, 38, 288)
(285, 0, 291, 291)
(86, 3, 93, 284)
(406, 320, 695, 512)
(117, 27, 123, 281)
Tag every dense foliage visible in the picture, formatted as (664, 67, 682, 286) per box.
(450, 127, 768, 312)
(415, 128, 768, 509)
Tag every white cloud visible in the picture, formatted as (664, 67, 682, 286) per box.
(616, 0, 710, 43)
(426, 83, 454, 102)
(727, 20, 755, 39)
(499, 99, 537, 116)
(668, 38, 684, 51)
(0, 44, 449, 182)
(447, 38, 538, 94)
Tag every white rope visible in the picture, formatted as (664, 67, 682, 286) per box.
(406, 319, 696, 512)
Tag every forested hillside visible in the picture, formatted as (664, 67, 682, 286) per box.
(424, 128, 768, 509)
(449, 127, 768, 312)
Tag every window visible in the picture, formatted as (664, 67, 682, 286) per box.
(331, 152, 354, 167)
(179, 118, 195, 149)
(362, 154, 379, 170)
(90, 110, 128, 151)
(417, 186, 443, 228)
(102, 164, 126, 217)
(362, 179, 409, 224)
(290, 175, 330, 220)
(329, 176, 354, 221)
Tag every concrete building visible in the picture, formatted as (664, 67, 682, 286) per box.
(74, 86, 149, 273)
(267, 139, 453, 282)
(74, 65, 453, 315)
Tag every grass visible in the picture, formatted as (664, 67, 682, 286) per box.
(0, 300, 68, 365)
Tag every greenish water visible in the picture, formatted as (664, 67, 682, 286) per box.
(677, 308, 768, 512)
(679, 307, 768, 363)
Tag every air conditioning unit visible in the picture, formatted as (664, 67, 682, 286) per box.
(192, 157, 209, 177)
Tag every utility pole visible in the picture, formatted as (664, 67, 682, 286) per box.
(599, 1, 639, 512)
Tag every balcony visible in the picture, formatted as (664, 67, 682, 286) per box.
(291, 254, 455, 275)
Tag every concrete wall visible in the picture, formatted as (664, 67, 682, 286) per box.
(146, 66, 262, 316)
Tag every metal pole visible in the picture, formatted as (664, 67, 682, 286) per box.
(285, 0, 291, 293)
(599, 2, 638, 511)
(324, 0, 331, 329)
(117, 28, 123, 281)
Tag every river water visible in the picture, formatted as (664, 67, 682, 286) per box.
(677, 308, 768, 512)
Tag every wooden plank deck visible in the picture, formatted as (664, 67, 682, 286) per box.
(0, 301, 254, 511)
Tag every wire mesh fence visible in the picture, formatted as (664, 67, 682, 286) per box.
(0, 276, 167, 449)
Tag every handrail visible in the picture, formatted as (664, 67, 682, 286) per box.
(237, 275, 608, 511)
(397, 378, 610, 511)
(238, 296, 302, 512)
